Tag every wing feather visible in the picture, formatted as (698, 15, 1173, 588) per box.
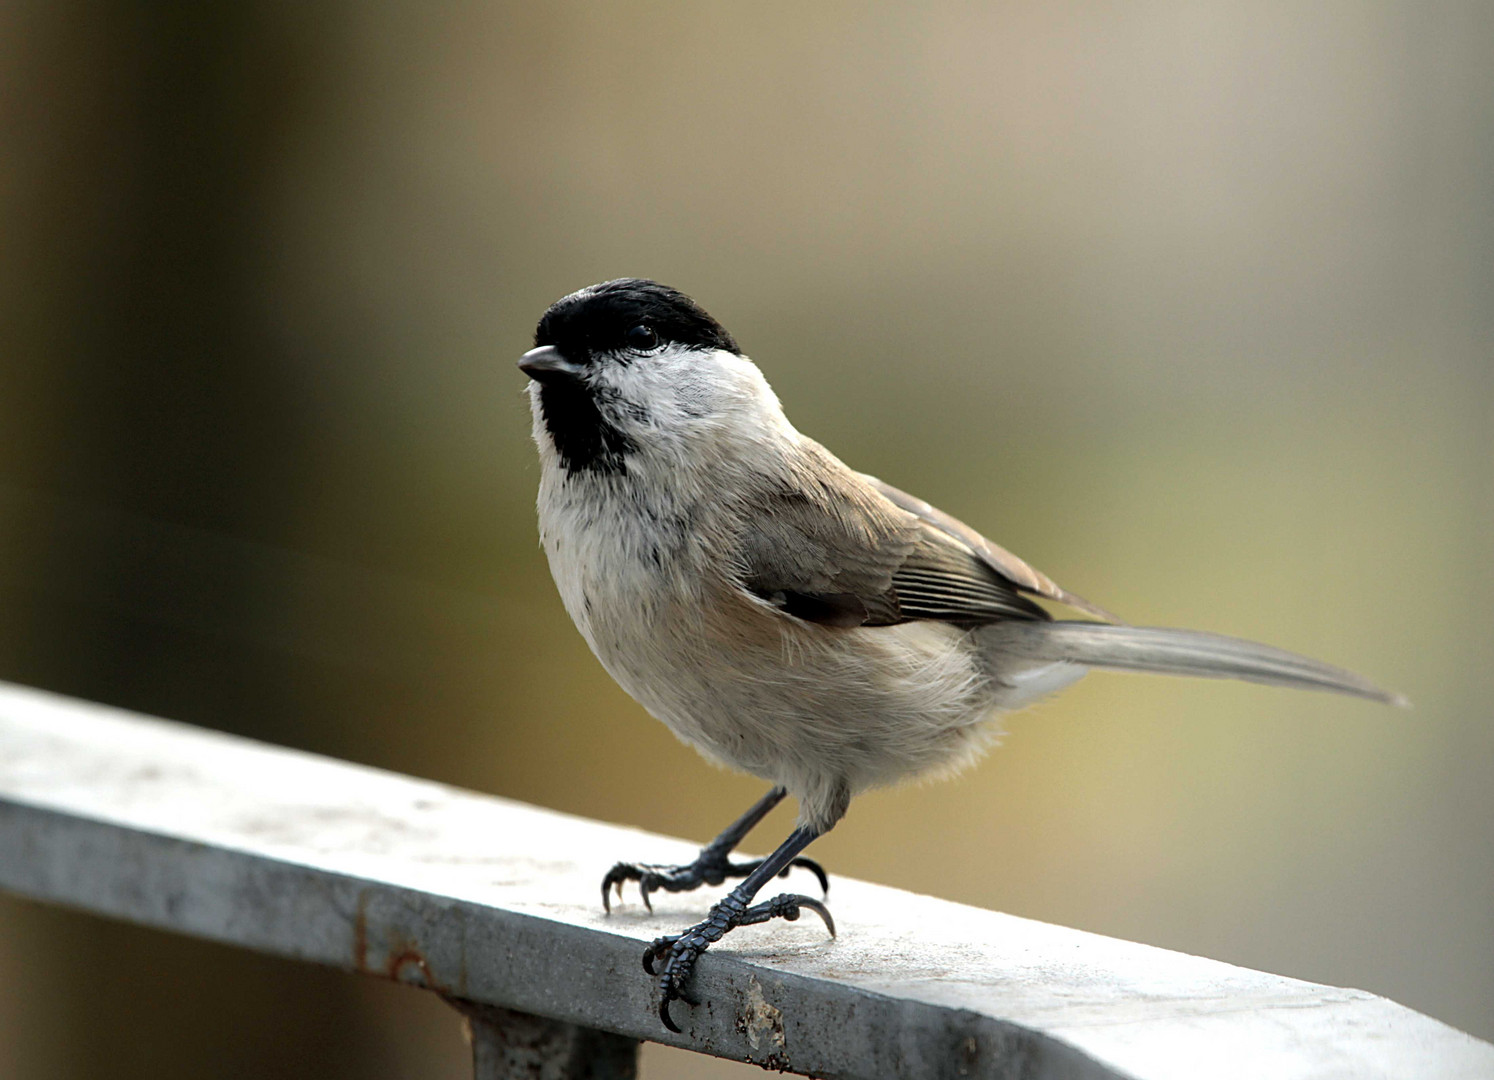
(864, 474, 1120, 623)
(735, 440, 1113, 630)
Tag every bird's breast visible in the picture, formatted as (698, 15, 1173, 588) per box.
(536, 464, 715, 646)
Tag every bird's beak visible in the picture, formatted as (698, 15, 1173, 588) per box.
(518, 346, 585, 384)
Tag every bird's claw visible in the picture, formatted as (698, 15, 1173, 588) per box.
(646, 892, 834, 1033)
(601, 853, 830, 914)
(602, 862, 667, 913)
(777, 855, 830, 898)
(759, 894, 836, 936)
(641, 932, 679, 976)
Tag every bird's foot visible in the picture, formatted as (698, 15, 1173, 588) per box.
(601, 850, 828, 913)
(641, 892, 835, 1032)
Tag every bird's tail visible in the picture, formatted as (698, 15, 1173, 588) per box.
(985, 621, 1407, 706)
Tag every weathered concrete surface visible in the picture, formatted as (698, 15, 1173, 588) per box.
(0, 680, 1488, 1079)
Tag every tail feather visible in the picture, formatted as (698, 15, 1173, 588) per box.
(990, 621, 1407, 707)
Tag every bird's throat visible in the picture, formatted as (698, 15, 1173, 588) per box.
(538, 382, 636, 476)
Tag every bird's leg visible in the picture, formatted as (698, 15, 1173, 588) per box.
(642, 824, 833, 1032)
(601, 786, 828, 912)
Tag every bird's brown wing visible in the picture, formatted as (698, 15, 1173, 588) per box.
(734, 441, 1099, 629)
(863, 473, 1121, 623)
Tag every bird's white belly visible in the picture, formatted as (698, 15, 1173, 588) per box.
(534, 463, 1086, 828)
(540, 505, 1018, 828)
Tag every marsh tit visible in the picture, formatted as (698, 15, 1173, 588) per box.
(518, 278, 1403, 1032)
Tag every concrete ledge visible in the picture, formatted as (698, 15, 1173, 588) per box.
(0, 680, 1488, 1079)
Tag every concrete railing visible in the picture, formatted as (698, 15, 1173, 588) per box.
(0, 679, 1489, 1079)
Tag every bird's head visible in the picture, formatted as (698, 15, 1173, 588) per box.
(521, 278, 785, 476)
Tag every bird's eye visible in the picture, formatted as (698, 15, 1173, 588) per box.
(625, 324, 660, 352)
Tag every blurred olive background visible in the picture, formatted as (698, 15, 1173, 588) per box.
(1, 2, 1490, 1077)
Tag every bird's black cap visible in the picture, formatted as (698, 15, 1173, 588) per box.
(534, 278, 739, 359)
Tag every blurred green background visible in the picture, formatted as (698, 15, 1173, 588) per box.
(1, 2, 1490, 1076)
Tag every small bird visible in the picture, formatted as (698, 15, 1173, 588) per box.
(518, 278, 1403, 1032)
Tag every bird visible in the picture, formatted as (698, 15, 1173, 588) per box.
(516, 277, 1404, 1032)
